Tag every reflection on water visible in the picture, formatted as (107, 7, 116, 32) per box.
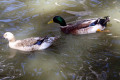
(0, 0, 120, 80)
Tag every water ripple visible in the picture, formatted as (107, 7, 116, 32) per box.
(3, 3, 25, 13)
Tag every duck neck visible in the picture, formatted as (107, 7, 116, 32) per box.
(9, 37, 16, 42)
(59, 22, 66, 26)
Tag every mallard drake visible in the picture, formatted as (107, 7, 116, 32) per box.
(3, 32, 58, 51)
(48, 16, 110, 35)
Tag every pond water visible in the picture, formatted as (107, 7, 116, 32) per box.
(0, 0, 120, 80)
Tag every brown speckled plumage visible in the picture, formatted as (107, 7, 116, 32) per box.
(15, 37, 43, 47)
(3, 32, 59, 51)
(60, 19, 96, 34)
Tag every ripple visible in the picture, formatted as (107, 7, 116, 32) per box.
(3, 1, 25, 13)
(0, 0, 18, 3)
(61, 3, 76, 7)
(0, 19, 16, 22)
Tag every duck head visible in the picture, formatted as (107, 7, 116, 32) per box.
(48, 16, 67, 26)
(3, 32, 15, 42)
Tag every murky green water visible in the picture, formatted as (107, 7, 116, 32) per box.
(0, 0, 120, 80)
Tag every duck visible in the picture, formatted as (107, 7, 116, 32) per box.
(48, 16, 110, 35)
(3, 32, 59, 51)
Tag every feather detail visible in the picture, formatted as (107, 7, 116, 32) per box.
(3, 32, 58, 51)
(15, 37, 43, 47)
(60, 19, 96, 34)
(60, 17, 109, 34)
(34, 36, 48, 45)
(49, 16, 110, 35)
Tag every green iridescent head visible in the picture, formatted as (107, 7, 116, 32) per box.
(48, 16, 66, 26)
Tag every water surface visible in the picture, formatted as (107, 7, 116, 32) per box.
(0, 0, 120, 80)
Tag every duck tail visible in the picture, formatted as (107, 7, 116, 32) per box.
(54, 36, 60, 40)
(97, 16, 110, 27)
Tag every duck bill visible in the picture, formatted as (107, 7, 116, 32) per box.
(48, 19, 53, 24)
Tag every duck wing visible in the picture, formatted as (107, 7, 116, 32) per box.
(34, 36, 48, 45)
(61, 18, 97, 34)
(73, 18, 97, 29)
(16, 37, 44, 47)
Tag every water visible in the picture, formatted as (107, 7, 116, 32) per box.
(0, 0, 120, 80)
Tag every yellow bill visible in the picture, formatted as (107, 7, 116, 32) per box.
(48, 19, 53, 24)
